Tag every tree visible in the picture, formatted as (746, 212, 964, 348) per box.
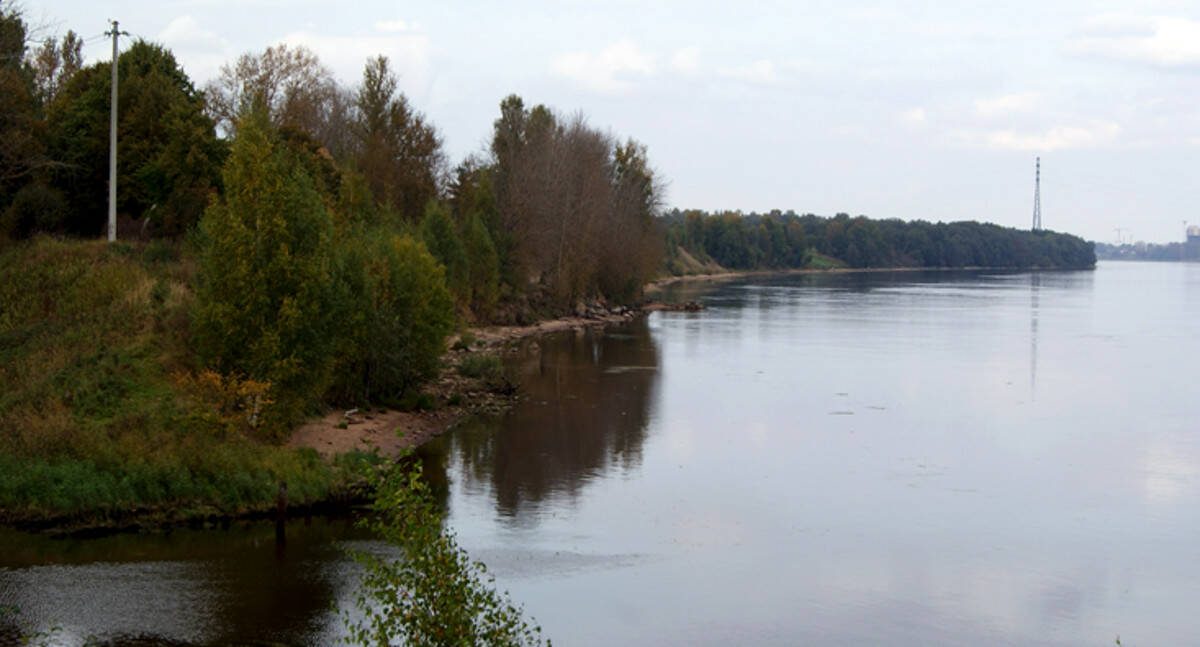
(46, 40, 224, 237)
(462, 210, 501, 318)
(344, 454, 550, 647)
(0, 2, 50, 215)
(192, 108, 338, 433)
(206, 44, 338, 136)
(419, 200, 469, 305)
(487, 96, 663, 308)
(354, 55, 445, 222)
(30, 29, 82, 106)
(331, 231, 455, 403)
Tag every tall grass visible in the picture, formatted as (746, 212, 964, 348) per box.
(0, 238, 357, 523)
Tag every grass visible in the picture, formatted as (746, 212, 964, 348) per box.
(806, 251, 847, 270)
(0, 237, 357, 525)
(456, 353, 503, 379)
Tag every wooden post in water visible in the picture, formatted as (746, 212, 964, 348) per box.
(276, 480, 288, 520)
(275, 480, 288, 546)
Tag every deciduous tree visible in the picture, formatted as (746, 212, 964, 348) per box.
(47, 40, 224, 237)
(192, 108, 338, 432)
(354, 55, 445, 222)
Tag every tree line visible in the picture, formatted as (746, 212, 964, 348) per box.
(663, 209, 1096, 272)
(0, 4, 663, 320)
(1, 4, 668, 429)
(1094, 241, 1198, 262)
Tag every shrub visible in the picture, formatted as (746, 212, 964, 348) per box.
(1, 182, 69, 239)
(451, 331, 478, 351)
(330, 232, 454, 402)
(457, 353, 502, 379)
(343, 455, 549, 646)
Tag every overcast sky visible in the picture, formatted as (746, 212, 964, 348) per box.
(32, 1, 1200, 243)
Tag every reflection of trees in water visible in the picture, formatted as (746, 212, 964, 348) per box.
(0, 516, 370, 646)
(442, 319, 660, 522)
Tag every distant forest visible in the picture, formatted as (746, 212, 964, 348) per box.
(1094, 241, 1199, 262)
(663, 210, 1096, 274)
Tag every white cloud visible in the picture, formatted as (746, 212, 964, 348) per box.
(974, 92, 1040, 118)
(900, 107, 927, 126)
(550, 40, 655, 93)
(374, 20, 410, 33)
(1070, 13, 1200, 68)
(158, 16, 232, 83)
(670, 46, 701, 77)
(716, 59, 777, 85)
(279, 30, 432, 96)
(956, 121, 1122, 152)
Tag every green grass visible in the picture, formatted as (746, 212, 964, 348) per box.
(806, 251, 847, 270)
(0, 237, 356, 525)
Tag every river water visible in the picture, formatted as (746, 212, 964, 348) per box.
(3, 261, 1199, 645)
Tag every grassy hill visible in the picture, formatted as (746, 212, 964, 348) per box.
(0, 237, 368, 528)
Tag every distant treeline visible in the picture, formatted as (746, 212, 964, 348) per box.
(663, 210, 1096, 272)
(1094, 241, 1199, 262)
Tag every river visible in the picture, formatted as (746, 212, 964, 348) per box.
(3, 261, 1199, 645)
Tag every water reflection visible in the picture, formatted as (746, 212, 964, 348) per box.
(0, 516, 370, 646)
(1031, 272, 1040, 400)
(427, 320, 660, 524)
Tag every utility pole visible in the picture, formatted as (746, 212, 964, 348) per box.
(1031, 156, 1041, 232)
(106, 20, 124, 242)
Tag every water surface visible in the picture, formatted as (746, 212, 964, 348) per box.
(3, 261, 1199, 645)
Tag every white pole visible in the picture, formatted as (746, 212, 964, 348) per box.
(108, 20, 118, 242)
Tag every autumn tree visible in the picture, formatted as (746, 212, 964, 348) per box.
(205, 44, 344, 144)
(30, 29, 82, 106)
(354, 55, 445, 221)
(488, 95, 664, 308)
(601, 138, 663, 300)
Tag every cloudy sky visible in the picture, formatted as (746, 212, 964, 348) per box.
(32, 0, 1200, 243)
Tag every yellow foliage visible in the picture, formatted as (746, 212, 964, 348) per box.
(173, 369, 276, 441)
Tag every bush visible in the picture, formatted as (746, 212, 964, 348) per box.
(451, 331, 478, 351)
(458, 353, 502, 379)
(343, 455, 549, 647)
(1, 182, 69, 239)
(330, 232, 455, 402)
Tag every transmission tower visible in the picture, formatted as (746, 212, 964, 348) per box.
(1031, 156, 1042, 232)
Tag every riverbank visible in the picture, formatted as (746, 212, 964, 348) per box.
(1, 250, 1086, 535)
(287, 303, 647, 460)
